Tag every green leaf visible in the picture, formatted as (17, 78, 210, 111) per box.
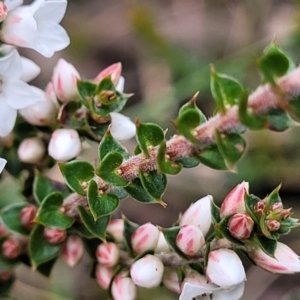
(211, 200, 221, 225)
(257, 43, 290, 85)
(33, 172, 70, 205)
(197, 145, 227, 170)
(278, 217, 299, 234)
(139, 171, 167, 205)
(59, 160, 95, 195)
(57, 101, 87, 128)
(136, 121, 164, 157)
(87, 180, 119, 219)
(289, 96, 300, 121)
(157, 140, 182, 175)
(124, 178, 157, 203)
(97, 152, 128, 186)
(0, 253, 19, 271)
(1, 203, 29, 235)
(244, 194, 261, 224)
(78, 206, 109, 241)
(123, 216, 139, 255)
(162, 227, 188, 259)
(35, 192, 74, 229)
(109, 187, 128, 199)
(251, 234, 277, 256)
(210, 68, 244, 112)
(264, 109, 294, 132)
(29, 225, 62, 268)
(266, 185, 282, 207)
(175, 156, 200, 168)
(259, 215, 271, 238)
(77, 80, 97, 108)
(99, 130, 129, 161)
(215, 131, 246, 166)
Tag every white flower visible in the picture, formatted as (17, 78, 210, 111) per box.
(1, 0, 70, 58)
(0, 158, 7, 173)
(110, 112, 136, 141)
(0, 49, 41, 137)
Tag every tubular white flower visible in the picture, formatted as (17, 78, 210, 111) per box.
(18, 137, 45, 163)
(1, 0, 70, 58)
(180, 195, 212, 236)
(130, 254, 164, 288)
(0, 158, 7, 173)
(48, 128, 82, 161)
(0, 50, 41, 137)
(110, 112, 136, 141)
(52, 58, 81, 102)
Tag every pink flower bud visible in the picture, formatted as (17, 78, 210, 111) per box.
(163, 267, 181, 294)
(248, 242, 300, 274)
(48, 129, 81, 161)
(206, 249, 246, 288)
(95, 264, 114, 290)
(270, 202, 283, 212)
(228, 213, 254, 240)
(111, 273, 137, 300)
(44, 227, 66, 244)
(130, 254, 164, 288)
(155, 231, 170, 253)
(0, 270, 13, 282)
(180, 195, 212, 236)
(2, 238, 22, 259)
(94, 62, 122, 85)
(0, 224, 9, 238)
(131, 222, 159, 254)
(96, 242, 120, 267)
(220, 182, 249, 218)
(0, 2, 7, 23)
(176, 225, 205, 256)
(106, 219, 124, 243)
(62, 235, 84, 267)
(52, 58, 80, 102)
(17, 137, 45, 164)
(266, 219, 280, 232)
(20, 205, 37, 230)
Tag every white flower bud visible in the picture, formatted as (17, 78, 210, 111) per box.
(111, 273, 137, 300)
(155, 231, 170, 253)
(110, 112, 136, 141)
(131, 222, 159, 254)
(106, 219, 124, 243)
(96, 242, 120, 267)
(95, 264, 114, 290)
(206, 249, 246, 288)
(163, 267, 181, 294)
(18, 137, 45, 164)
(180, 195, 212, 236)
(130, 254, 164, 288)
(48, 129, 81, 161)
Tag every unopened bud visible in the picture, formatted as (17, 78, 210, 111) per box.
(220, 182, 248, 218)
(20, 205, 37, 230)
(130, 254, 164, 288)
(270, 203, 283, 212)
(254, 201, 266, 216)
(0, 2, 7, 22)
(110, 112, 136, 141)
(18, 137, 45, 164)
(0, 224, 9, 238)
(95, 264, 114, 290)
(96, 242, 119, 267)
(2, 238, 22, 259)
(228, 213, 254, 240)
(176, 225, 205, 256)
(106, 219, 124, 243)
(44, 227, 66, 244)
(94, 62, 122, 85)
(111, 273, 137, 300)
(0, 270, 13, 281)
(155, 231, 170, 253)
(62, 235, 84, 267)
(131, 222, 159, 254)
(266, 219, 280, 232)
(163, 267, 181, 294)
(48, 129, 81, 161)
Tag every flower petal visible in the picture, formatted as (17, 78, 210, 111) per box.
(0, 49, 22, 79)
(20, 56, 41, 82)
(116, 76, 125, 93)
(0, 98, 17, 137)
(213, 282, 245, 300)
(34, 0, 67, 23)
(179, 282, 212, 300)
(0, 158, 7, 173)
(110, 112, 136, 141)
(4, 0, 23, 11)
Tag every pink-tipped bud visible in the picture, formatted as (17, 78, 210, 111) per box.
(266, 219, 280, 232)
(44, 227, 66, 244)
(228, 213, 254, 240)
(2, 238, 22, 259)
(96, 242, 119, 267)
(0, 2, 7, 22)
(179, 195, 212, 236)
(176, 225, 205, 256)
(95, 264, 114, 290)
(0, 224, 9, 238)
(106, 219, 124, 243)
(162, 267, 181, 294)
(248, 242, 300, 274)
(155, 231, 170, 253)
(17, 137, 45, 164)
(52, 58, 80, 102)
(0, 270, 13, 282)
(48, 129, 81, 161)
(62, 235, 84, 267)
(111, 273, 137, 300)
(254, 201, 266, 216)
(130, 254, 164, 288)
(270, 202, 283, 212)
(220, 182, 249, 218)
(131, 222, 159, 254)
(94, 62, 122, 85)
(20, 205, 37, 230)
(206, 249, 246, 288)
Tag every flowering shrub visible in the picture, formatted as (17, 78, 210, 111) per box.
(0, 1, 300, 299)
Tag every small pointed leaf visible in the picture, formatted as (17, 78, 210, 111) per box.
(197, 145, 227, 170)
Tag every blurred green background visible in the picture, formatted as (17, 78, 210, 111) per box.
(6, 0, 300, 299)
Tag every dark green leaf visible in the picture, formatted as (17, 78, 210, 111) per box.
(123, 216, 139, 255)
(264, 109, 294, 132)
(176, 156, 200, 168)
(87, 180, 119, 219)
(109, 186, 128, 199)
(57, 101, 87, 128)
(211, 200, 221, 224)
(124, 178, 157, 203)
(266, 185, 282, 207)
(244, 194, 261, 224)
(0, 276, 14, 295)
(35, 192, 74, 229)
(82, 238, 101, 260)
(0, 253, 19, 271)
(251, 234, 277, 257)
(36, 259, 57, 277)
(197, 145, 227, 170)
(77, 80, 97, 108)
